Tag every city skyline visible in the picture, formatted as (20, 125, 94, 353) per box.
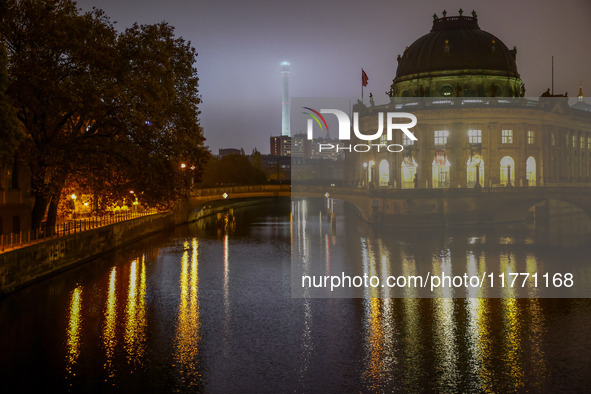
(75, 0, 591, 154)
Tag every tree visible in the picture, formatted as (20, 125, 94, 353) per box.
(1, 0, 207, 229)
(0, 40, 22, 166)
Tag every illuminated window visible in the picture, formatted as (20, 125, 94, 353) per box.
(379, 135, 387, 145)
(403, 133, 415, 146)
(434, 130, 448, 145)
(527, 130, 535, 144)
(468, 129, 481, 144)
(432, 155, 451, 188)
(378, 159, 389, 186)
(500, 156, 515, 186)
(572, 135, 577, 148)
(401, 157, 417, 189)
(551, 133, 555, 146)
(581, 136, 585, 149)
(502, 130, 513, 144)
(588, 136, 591, 150)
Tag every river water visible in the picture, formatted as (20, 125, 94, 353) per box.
(1, 200, 590, 392)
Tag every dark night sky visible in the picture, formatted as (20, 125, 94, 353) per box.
(76, 0, 591, 154)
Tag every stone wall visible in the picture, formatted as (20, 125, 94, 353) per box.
(0, 212, 176, 295)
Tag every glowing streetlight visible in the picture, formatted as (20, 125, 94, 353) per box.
(180, 163, 186, 169)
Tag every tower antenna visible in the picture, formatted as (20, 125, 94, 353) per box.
(281, 61, 291, 137)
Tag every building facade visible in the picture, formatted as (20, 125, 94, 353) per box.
(347, 12, 591, 190)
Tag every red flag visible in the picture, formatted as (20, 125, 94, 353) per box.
(362, 69, 368, 87)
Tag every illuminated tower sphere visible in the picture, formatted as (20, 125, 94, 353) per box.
(281, 61, 290, 136)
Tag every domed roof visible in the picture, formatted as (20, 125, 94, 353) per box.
(395, 13, 519, 80)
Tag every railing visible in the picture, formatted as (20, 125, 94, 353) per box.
(0, 209, 159, 253)
(193, 184, 291, 197)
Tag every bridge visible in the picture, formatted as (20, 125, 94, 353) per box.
(184, 185, 291, 221)
(292, 185, 591, 226)
(182, 184, 591, 226)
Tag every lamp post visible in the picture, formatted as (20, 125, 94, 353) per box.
(472, 155, 482, 189)
(363, 162, 368, 188)
(71, 193, 77, 217)
(507, 164, 512, 187)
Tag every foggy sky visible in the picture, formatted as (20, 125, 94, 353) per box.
(75, 0, 591, 154)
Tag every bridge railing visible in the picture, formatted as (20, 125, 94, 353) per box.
(193, 184, 291, 197)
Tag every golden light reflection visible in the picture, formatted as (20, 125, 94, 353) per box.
(362, 239, 397, 389)
(103, 267, 117, 380)
(124, 256, 147, 365)
(525, 254, 547, 389)
(66, 285, 83, 380)
(174, 238, 201, 387)
(363, 297, 385, 388)
(399, 250, 422, 390)
(432, 296, 458, 390)
(466, 297, 493, 392)
(526, 298, 546, 390)
(502, 297, 524, 390)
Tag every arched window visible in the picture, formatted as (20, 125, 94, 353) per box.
(526, 156, 536, 186)
(500, 156, 515, 186)
(378, 160, 390, 187)
(432, 152, 451, 188)
(467, 156, 485, 188)
(401, 157, 418, 189)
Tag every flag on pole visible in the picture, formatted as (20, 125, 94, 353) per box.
(362, 69, 368, 87)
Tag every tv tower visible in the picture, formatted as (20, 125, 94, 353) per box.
(281, 61, 290, 136)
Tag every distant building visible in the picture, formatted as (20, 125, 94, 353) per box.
(261, 154, 291, 183)
(270, 135, 291, 156)
(291, 133, 310, 158)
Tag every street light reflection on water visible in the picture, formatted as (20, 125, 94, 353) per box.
(1, 199, 591, 391)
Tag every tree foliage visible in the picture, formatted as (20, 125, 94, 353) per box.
(0, 0, 207, 229)
(0, 41, 22, 166)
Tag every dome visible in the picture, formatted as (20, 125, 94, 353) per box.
(390, 11, 523, 98)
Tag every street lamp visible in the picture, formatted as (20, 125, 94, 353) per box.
(71, 194, 77, 217)
(369, 160, 375, 188)
(362, 162, 368, 188)
(507, 164, 512, 187)
(472, 155, 482, 189)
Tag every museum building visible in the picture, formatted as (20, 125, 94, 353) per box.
(346, 11, 591, 190)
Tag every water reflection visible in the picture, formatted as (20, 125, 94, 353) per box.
(103, 267, 117, 381)
(124, 256, 147, 364)
(502, 297, 524, 390)
(65, 285, 83, 382)
(174, 238, 201, 387)
(2, 201, 590, 392)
